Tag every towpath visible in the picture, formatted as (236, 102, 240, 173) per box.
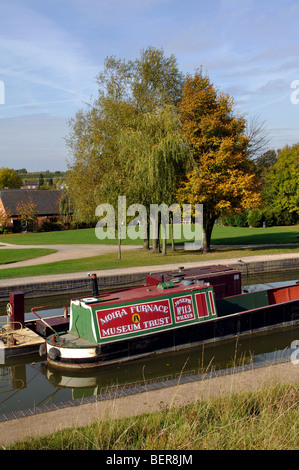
(0, 359, 298, 447)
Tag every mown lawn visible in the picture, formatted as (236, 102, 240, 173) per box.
(0, 248, 56, 265)
(0, 224, 298, 246)
(0, 225, 297, 279)
(0, 245, 298, 280)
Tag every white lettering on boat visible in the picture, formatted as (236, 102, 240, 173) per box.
(143, 317, 170, 329)
(172, 295, 196, 323)
(99, 308, 128, 325)
(130, 304, 169, 314)
(101, 322, 141, 337)
(96, 299, 172, 339)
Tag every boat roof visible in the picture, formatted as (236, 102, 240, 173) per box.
(73, 279, 209, 308)
(146, 264, 239, 282)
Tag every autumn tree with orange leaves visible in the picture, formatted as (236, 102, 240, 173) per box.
(177, 69, 261, 252)
(16, 197, 38, 232)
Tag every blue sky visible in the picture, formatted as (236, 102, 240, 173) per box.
(0, 0, 299, 171)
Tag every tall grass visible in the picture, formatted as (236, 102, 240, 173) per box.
(8, 383, 299, 450)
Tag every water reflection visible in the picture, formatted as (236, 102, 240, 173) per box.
(0, 323, 298, 415)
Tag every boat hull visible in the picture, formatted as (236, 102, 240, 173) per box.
(45, 298, 299, 369)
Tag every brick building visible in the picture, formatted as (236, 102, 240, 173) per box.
(0, 189, 63, 231)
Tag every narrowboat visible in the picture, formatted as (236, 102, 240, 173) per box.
(42, 266, 299, 369)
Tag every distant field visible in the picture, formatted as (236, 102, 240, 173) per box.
(0, 225, 298, 246)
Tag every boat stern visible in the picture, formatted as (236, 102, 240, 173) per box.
(45, 333, 100, 369)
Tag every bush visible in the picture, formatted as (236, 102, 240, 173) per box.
(273, 209, 295, 226)
(247, 209, 263, 228)
(39, 220, 62, 232)
(221, 212, 248, 227)
(263, 209, 275, 227)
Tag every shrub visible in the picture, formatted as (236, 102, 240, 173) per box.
(262, 209, 275, 227)
(39, 220, 62, 232)
(247, 209, 263, 228)
(221, 212, 248, 227)
(273, 209, 296, 226)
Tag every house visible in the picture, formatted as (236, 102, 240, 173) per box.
(21, 180, 39, 190)
(0, 189, 64, 231)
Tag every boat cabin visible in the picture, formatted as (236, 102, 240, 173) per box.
(146, 265, 242, 299)
(68, 279, 218, 346)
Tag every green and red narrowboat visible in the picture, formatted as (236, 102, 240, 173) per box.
(43, 265, 299, 369)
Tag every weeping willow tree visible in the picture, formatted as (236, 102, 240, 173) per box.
(66, 47, 189, 250)
(66, 108, 104, 224)
(66, 57, 137, 224)
(119, 105, 191, 254)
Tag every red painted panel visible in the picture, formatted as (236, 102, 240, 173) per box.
(96, 299, 172, 339)
(194, 292, 209, 318)
(268, 285, 299, 305)
(208, 291, 217, 316)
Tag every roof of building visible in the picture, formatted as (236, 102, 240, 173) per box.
(0, 189, 63, 216)
(21, 181, 39, 186)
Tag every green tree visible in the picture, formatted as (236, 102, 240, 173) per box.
(66, 108, 108, 224)
(66, 81, 135, 223)
(66, 47, 187, 245)
(263, 143, 299, 223)
(131, 46, 185, 112)
(0, 168, 22, 189)
(255, 149, 277, 171)
(39, 174, 44, 187)
(177, 69, 261, 252)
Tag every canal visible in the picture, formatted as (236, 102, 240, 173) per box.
(0, 269, 298, 418)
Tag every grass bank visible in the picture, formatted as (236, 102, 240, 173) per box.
(7, 383, 299, 450)
(0, 225, 298, 279)
(0, 248, 56, 265)
(0, 245, 298, 279)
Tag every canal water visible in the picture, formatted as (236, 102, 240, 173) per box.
(0, 269, 298, 417)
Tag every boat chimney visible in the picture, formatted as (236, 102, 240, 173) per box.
(9, 291, 24, 330)
(89, 273, 99, 296)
